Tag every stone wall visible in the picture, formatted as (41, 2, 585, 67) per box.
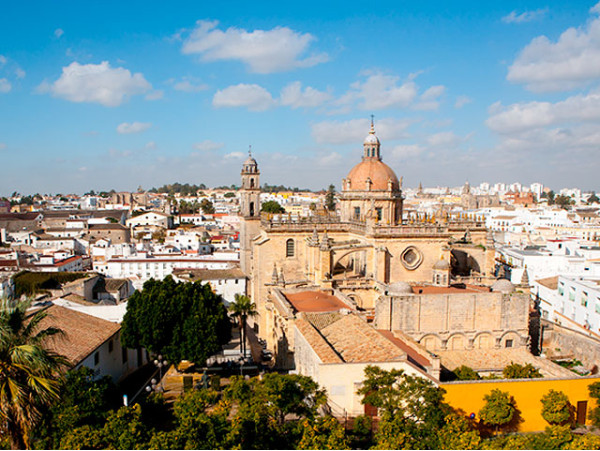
(375, 291, 530, 351)
(541, 320, 600, 369)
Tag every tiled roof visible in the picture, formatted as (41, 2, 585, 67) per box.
(303, 312, 342, 330)
(295, 319, 342, 364)
(37, 305, 120, 365)
(284, 290, 348, 313)
(172, 267, 246, 280)
(319, 314, 406, 363)
(535, 276, 559, 290)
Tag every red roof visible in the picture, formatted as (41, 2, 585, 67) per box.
(284, 291, 348, 313)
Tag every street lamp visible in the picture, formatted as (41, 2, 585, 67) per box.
(145, 378, 161, 393)
(239, 356, 246, 376)
(153, 354, 168, 390)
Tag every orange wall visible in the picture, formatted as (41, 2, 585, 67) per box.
(441, 377, 600, 432)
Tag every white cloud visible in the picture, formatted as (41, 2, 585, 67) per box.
(0, 78, 11, 93)
(502, 9, 547, 24)
(486, 91, 600, 134)
(224, 151, 245, 159)
(593, 2, 600, 15)
(414, 85, 445, 110)
(173, 78, 208, 92)
(54, 28, 64, 38)
(213, 83, 275, 111)
(455, 95, 472, 108)
(182, 20, 329, 74)
(145, 90, 163, 100)
(316, 152, 342, 166)
(508, 12, 600, 92)
(40, 61, 152, 107)
(426, 131, 464, 147)
(116, 122, 152, 134)
(145, 141, 156, 149)
(0, 55, 6, 65)
(339, 73, 418, 110)
(311, 117, 412, 144)
(15, 68, 25, 79)
(193, 140, 224, 151)
(390, 144, 424, 159)
(280, 81, 331, 108)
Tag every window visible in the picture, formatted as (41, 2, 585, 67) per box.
(376, 207, 382, 221)
(108, 339, 114, 353)
(569, 288, 576, 302)
(505, 339, 513, 348)
(558, 283, 564, 296)
(286, 239, 295, 257)
(94, 352, 99, 366)
(354, 207, 360, 220)
(582, 292, 588, 307)
(249, 202, 255, 216)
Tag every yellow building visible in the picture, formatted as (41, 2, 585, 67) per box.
(442, 377, 600, 432)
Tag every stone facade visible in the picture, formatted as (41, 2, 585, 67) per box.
(374, 291, 530, 351)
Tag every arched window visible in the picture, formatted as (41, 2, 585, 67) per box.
(249, 202, 255, 216)
(286, 239, 295, 257)
(250, 178, 255, 188)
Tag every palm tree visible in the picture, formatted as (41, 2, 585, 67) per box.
(0, 299, 67, 449)
(229, 294, 258, 359)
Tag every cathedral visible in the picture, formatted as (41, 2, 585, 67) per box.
(239, 122, 500, 359)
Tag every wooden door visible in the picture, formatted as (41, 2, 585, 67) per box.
(577, 401, 588, 425)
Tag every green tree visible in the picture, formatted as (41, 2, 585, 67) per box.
(542, 190, 556, 205)
(541, 389, 571, 425)
(478, 389, 517, 434)
(200, 198, 215, 214)
(229, 294, 257, 359)
(0, 299, 68, 449)
(297, 416, 349, 450)
(224, 373, 326, 449)
(224, 192, 236, 198)
(587, 381, 600, 426)
(121, 276, 231, 365)
(554, 194, 574, 210)
(437, 412, 481, 450)
(261, 200, 285, 214)
(357, 365, 449, 449)
(587, 192, 600, 205)
(34, 367, 120, 449)
(325, 184, 336, 211)
(452, 365, 481, 381)
(502, 362, 542, 379)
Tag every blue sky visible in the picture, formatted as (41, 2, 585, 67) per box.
(1, 0, 600, 195)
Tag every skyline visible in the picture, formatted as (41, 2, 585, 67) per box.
(1, 1, 600, 195)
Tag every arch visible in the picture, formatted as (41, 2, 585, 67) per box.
(473, 332, 494, 349)
(447, 333, 468, 351)
(332, 249, 367, 278)
(419, 334, 442, 352)
(499, 330, 521, 348)
(249, 201, 255, 216)
(346, 293, 364, 309)
(250, 178, 255, 188)
(286, 238, 295, 257)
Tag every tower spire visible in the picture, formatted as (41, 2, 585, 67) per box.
(370, 114, 375, 133)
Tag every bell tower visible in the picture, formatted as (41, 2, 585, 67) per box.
(240, 148, 262, 275)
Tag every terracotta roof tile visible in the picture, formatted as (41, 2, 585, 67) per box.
(37, 305, 120, 365)
(284, 291, 348, 313)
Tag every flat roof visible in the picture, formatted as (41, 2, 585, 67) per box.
(411, 284, 490, 294)
(284, 290, 348, 313)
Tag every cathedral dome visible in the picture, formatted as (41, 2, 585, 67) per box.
(346, 159, 400, 191)
(364, 132, 380, 145)
(389, 281, 413, 294)
(491, 279, 515, 293)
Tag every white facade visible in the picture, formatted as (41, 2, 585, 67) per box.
(533, 275, 600, 335)
(95, 256, 238, 289)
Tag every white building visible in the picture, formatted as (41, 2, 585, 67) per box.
(95, 255, 238, 289)
(533, 275, 600, 336)
(172, 267, 247, 305)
